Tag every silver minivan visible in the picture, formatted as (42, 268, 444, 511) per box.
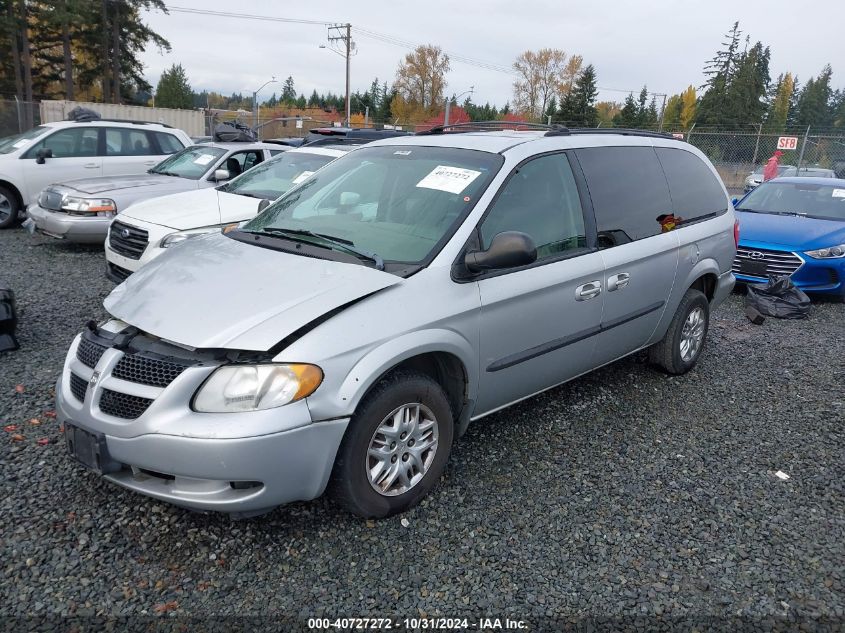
(56, 126, 736, 518)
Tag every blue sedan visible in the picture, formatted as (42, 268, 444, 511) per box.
(733, 177, 845, 300)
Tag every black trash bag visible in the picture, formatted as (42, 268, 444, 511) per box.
(66, 106, 102, 122)
(0, 287, 19, 352)
(745, 275, 811, 319)
(213, 121, 256, 142)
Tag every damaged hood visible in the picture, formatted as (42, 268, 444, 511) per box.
(104, 233, 401, 351)
(736, 210, 845, 250)
(59, 173, 195, 195)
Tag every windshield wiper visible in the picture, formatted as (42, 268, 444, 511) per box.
(256, 227, 384, 270)
(150, 169, 181, 177)
(767, 211, 807, 217)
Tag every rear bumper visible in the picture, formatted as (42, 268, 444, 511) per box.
(26, 204, 110, 244)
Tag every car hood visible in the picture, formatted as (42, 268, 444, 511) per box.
(120, 188, 260, 230)
(104, 233, 401, 351)
(59, 173, 193, 195)
(736, 210, 845, 249)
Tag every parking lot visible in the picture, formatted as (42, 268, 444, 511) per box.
(0, 227, 842, 627)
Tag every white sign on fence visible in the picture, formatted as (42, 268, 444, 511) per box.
(672, 133, 684, 140)
(295, 119, 303, 129)
(777, 136, 799, 150)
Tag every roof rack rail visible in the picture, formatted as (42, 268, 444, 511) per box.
(417, 121, 569, 135)
(72, 117, 174, 129)
(560, 128, 674, 139)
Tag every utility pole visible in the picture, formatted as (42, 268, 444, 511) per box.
(795, 125, 811, 172)
(327, 23, 353, 126)
(657, 93, 667, 132)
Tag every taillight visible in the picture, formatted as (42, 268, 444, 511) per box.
(733, 219, 740, 247)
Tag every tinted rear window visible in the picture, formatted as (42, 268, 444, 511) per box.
(655, 148, 727, 223)
(576, 146, 672, 247)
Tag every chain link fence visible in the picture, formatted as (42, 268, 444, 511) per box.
(683, 126, 845, 195)
(0, 99, 41, 137)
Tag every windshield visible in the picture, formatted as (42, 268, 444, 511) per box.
(0, 126, 49, 155)
(242, 145, 503, 265)
(736, 181, 845, 221)
(149, 145, 225, 179)
(221, 151, 337, 200)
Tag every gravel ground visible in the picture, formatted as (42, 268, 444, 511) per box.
(1, 227, 843, 630)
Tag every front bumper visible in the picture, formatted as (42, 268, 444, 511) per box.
(734, 245, 844, 297)
(56, 333, 349, 514)
(26, 204, 111, 244)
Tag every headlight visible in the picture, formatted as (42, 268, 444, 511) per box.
(61, 196, 117, 217)
(160, 226, 222, 248)
(193, 363, 323, 413)
(804, 244, 845, 259)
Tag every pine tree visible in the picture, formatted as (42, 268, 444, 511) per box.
(614, 93, 639, 127)
(662, 94, 683, 130)
(795, 65, 834, 128)
(558, 64, 598, 126)
(154, 63, 192, 108)
(281, 76, 296, 103)
(697, 22, 743, 124)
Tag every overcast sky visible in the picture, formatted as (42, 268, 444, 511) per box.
(139, 1, 845, 107)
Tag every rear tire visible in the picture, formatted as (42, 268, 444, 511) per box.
(330, 371, 454, 518)
(0, 185, 21, 229)
(649, 288, 710, 375)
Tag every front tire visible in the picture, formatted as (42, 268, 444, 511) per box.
(330, 371, 454, 518)
(649, 288, 710, 375)
(0, 185, 21, 229)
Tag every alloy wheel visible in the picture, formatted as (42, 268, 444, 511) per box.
(679, 306, 706, 362)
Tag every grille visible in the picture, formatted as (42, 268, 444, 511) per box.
(732, 247, 803, 278)
(76, 338, 108, 369)
(99, 389, 153, 420)
(69, 373, 88, 402)
(107, 262, 132, 282)
(112, 354, 186, 388)
(109, 221, 149, 260)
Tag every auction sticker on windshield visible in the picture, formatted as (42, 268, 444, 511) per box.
(194, 154, 214, 166)
(416, 165, 481, 194)
(832, 189, 845, 198)
(292, 171, 314, 185)
(13, 140, 29, 148)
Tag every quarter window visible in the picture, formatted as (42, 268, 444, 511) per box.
(154, 132, 185, 154)
(479, 153, 586, 260)
(575, 146, 673, 247)
(655, 148, 728, 223)
(25, 127, 99, 158)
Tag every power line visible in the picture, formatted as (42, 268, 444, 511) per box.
(164, 5, 664, 98)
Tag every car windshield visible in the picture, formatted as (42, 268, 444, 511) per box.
(242, 145, 503, 265)
(220, 151, 337, 200)
(149, 145, 225, 179)
(736, 182, 845, 221)
(0, 125, 49, 154)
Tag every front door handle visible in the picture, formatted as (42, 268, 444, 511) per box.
(607, 272, 630, 291)
(83, 163, 99, 169)
(575, 280, 602, 301)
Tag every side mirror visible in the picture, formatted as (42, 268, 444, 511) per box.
(35, 148, 52, 164)
(731, 197, 739, 206)
(257, 199, 270, 213)
(464, 231, 537, 273)
(213, 168, 230, 182)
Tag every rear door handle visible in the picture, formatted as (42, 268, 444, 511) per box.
(83, 163, 99, 169)
(575, 281, 602, 301)
(607, 272, 630, 291)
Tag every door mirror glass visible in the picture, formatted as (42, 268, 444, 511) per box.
(465, 231, 537, 273)
(213, 168, 230, 182)
(35, 148, 52, 164)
